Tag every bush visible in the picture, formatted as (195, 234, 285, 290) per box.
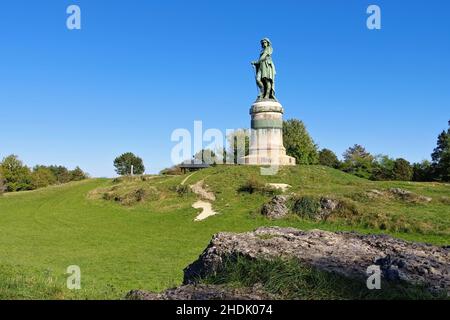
(31, 166, 57, 189)
(70, 167, 88, 181)
(175, 184, 191, 197)
(291, 196, 320, 219)
(48, 165, 71, 184)
(371, 155, 395, 181)
(392, 158, 413, 181)
(318, 149, 340, 168)
(412, 160, 434, 182)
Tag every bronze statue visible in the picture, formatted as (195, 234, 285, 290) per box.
(251, 38, 277, 101)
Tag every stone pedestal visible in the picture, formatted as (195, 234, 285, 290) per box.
(242, 100, 296, 166)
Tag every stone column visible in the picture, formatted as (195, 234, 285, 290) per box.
(242, 100, 296, 165)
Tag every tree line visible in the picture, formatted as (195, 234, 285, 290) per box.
(165, 119, 450, 183)
(0, 155, 88, 194)
(282, 119, 450, 182)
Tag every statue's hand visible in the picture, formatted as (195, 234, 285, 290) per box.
(251, 61, 257, 65)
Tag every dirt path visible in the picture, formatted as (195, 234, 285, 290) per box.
(190, 179, 218, 221)
(192, 200, 218, 221)
(181, 172, 197, 185)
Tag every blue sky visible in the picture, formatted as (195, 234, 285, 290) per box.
(0, 0, 449, 177)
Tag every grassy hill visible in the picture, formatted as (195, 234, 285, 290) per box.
(0, 165, 449, 299)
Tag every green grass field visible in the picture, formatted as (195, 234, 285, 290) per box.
(0, 165, 449, 299)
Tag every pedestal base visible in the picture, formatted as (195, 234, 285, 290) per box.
(241, 154, 296, 166)
(241, 99, 296, 166)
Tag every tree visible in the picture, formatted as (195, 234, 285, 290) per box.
(318, 148, 340, 168)
(412, 160, 433, 182)
(70, 166, 88, 181)
(31, 166, 57, 189)
(0, 155, 33, 192)
(431, 121, 450, 182)
(0, 172, 5, 194)
(372, 155, 395, 181)
(341, 144, 374, 179)
(114, 152, 145, 176)
(48, 165, 71, 184)
(283, 119, 318, 165)
(392, 158, 413, 181)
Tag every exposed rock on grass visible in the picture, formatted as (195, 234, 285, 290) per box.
(183, 227, 449, 295)
(261, 195, 289, 219)
(266, 183, 291, 192)
(126, 284, 274, 300)
(367, 188, 432, 203)
(260, 194, 358, 222)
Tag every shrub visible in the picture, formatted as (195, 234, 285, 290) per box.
(291, 196, 320, 219)
(70, 167, 88, 181)
(318, 149, 340, 168)
(412, 160, 434, 182)
(175, 184, 191, 197)
(31, 166, 57, 189)
(392, 158, 413, 181)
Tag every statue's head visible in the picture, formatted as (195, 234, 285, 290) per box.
(260, 38, 271, 48)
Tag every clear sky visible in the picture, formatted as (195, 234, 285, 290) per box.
(0, 0, 449, 177)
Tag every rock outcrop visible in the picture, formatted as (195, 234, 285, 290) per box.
(261, 195, 289, 219)
(367, 188, 432, 203)
(184, 227, 449, 293)
(126, 284, 275, 300)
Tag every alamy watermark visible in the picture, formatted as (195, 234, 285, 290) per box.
(171, 121, 280, 175)
(366, 265, 382, 290)
(66, 265, 81, 290)
(66, 5, 81, 30)
(367, 5, 381, 30)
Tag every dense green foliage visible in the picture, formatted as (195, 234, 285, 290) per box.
(283, 119, 318, 165)
(431, 121, 450, 182)
(340, 144, 374, 179)
(318, 148, 340, 168)
(0, 155, 33, 192)
(412, 160, 434, 182)
(31, 166, 57, 189)
(393, 158, 413, 181)
(0, 155, 88, 193)
(113, 152, 145, 176)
